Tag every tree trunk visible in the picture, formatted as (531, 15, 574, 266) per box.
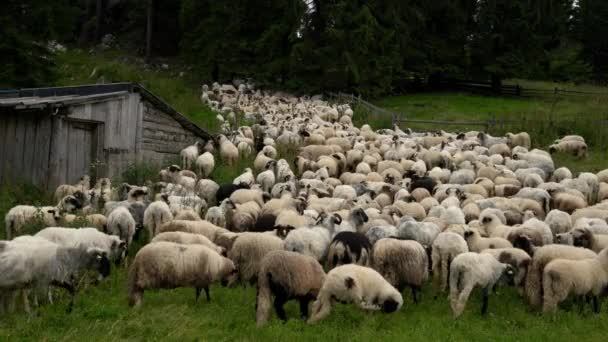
(95, 0, 103, 43)
(146, 0, 154, 62)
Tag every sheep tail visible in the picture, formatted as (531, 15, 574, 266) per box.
(256, 271, 273, 327)
(307, 289, 332, 324)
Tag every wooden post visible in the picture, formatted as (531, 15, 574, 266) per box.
(146, 0, 154, 62)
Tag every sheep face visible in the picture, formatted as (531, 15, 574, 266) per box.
(512, 235, 535, 257)
(86, 248, 112, 278)
(62, 195, 83, 212)
(500, 264, 516, 286)
(220, 263, 239, 287)
(572, 229, 592, 249)
(380, 297, 400, 313)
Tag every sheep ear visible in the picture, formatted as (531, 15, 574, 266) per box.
(344, 277, 355, 289)
(47, 209, 56, 214)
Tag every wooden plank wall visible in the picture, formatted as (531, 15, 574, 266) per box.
(0, 92, 203, 191)
(140, 100, 200, 166)
(0, 112, 53, 189)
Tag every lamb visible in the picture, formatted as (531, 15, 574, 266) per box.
(325, 232, 372, 270)
(505, 132, 531, 149)
(218, 134, 239, 165)
(431, 232, 469, 291)
(481, 248, 531, 294)
(255, 250, 326, 326)
(463, 230, 512, 253)
(180, 142, 203, 170)
(54, 175, 91, 203)
(549, 140, 588, 158)
(128, 242, 237, 306)
(158, 220, 229, 242)
(571, 228, 608, 253)
(195, 152, 215, 178)
(151, 231, 225, 256)
(449, 252, 514, 318)
(106, 207, 136, 251)
(143, 201, 173, 240)
(542, 248, 608, 313)
(307, 264, 403, 323)
(35, 227, 126, 264)
(396, 219, 440, 247)
(365, 225, 398, 245)
(0, 236, 110, 313)
(524, 244, 596, 307)
(5, 205, 62, 239)
(372, 238, 429, 303)
(544, 209, 572, 236)
(228, 233, 285, 284)
(284, 225, 332, 262)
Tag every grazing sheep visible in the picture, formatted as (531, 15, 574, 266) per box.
(431, 232, 469, 291)
(549, 140, 588, 158)
(524, 244, 596, 307)
(151, 231, 225, 256)
(228, 233, 285, 284)
(308, 264, 403, 323)
(571, 228, 608, 253)
(544, 209, 572, 236)
(464, 230, 512, 253)
(325, 232, 372, 270)
(35, 227, 126, 264)
(542, 248, 608, 313)
(106, 207, 136, 251)
(4, 205, 62, 239)
(180, 142, 203, 170)
(0, 237, 110, 313)
(505, 132, 531, 149)
(396, 219, 440, 248)
(159, 220, 229, 242)
(256, 250, 326, 326)
(481, 248, 531, 294)
(284, 225, 332, 263)
(128, 242, 237, 306)
(143, 201, 173, 240)
(372, 238, 428, 303)
(449, 252, 514, 318)
(196, 152, 215, 178)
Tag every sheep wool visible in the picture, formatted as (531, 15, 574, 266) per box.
(308, 264, 403, 323)
(228, 233, 284, 284)
(449, 252, 513, 318)
(128, 242, 237, 306)
(143, 201, 174, 240)
(372, 238, 428, 303)
(151, 231, 226, 256)
(432, 232, 468, 291)
(542, 248, 608, 313)
(325, 231, 372, 270)
(256, 250, 326, 326)
(106, 206, 136, 250)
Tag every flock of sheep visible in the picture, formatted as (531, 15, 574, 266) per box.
(2, 81, 608, 327)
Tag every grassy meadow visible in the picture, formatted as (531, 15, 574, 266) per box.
(2, 50, 608, 340)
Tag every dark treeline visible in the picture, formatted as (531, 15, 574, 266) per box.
(1, 0, 607, 96)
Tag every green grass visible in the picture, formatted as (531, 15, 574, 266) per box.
(372, 92, 608, 173)
(2, 271, 608, 341)
(55, 49, 218, 132)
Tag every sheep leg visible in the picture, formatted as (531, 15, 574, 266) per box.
(299, 296, 312, 319)
(593, 296, 600, 314)
(195, 288, 201, 301)
(411, 286, 420, 304)
(273, 296, 288, 321)
(481, 287, 490, 315)
(204, 286, 210, 302)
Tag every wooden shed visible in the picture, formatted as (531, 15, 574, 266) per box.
(0, 83, 211, 191)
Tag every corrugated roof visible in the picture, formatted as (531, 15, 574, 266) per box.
(0, 83, 212, 141)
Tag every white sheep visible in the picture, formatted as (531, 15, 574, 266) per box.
(106, 207, 136, 251)
(431, 232, 468, 291)
(128, 242, 237, 306)
(143, 201, 174, 240)
(449, 252, 514, 318)
(151, 231, 225, 256)
(308, 264, 402, 324)
(180, 142, 202, 170)
(195, 152, 215, 178)
(227, 233, 284, 284)
(5, 205, 62, 239)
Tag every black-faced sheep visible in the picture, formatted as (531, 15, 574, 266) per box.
(307, 264, 403, 323)
(128, 242, 237, 306)
(571, 228, 608, 253)
(256, 250, 326, 326)
(325, 231, 372, 270)
(481, 248, 531, 295)
(372, 238, 428, 303)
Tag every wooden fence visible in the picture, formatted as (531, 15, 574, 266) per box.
(327, 91, 608, 148)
